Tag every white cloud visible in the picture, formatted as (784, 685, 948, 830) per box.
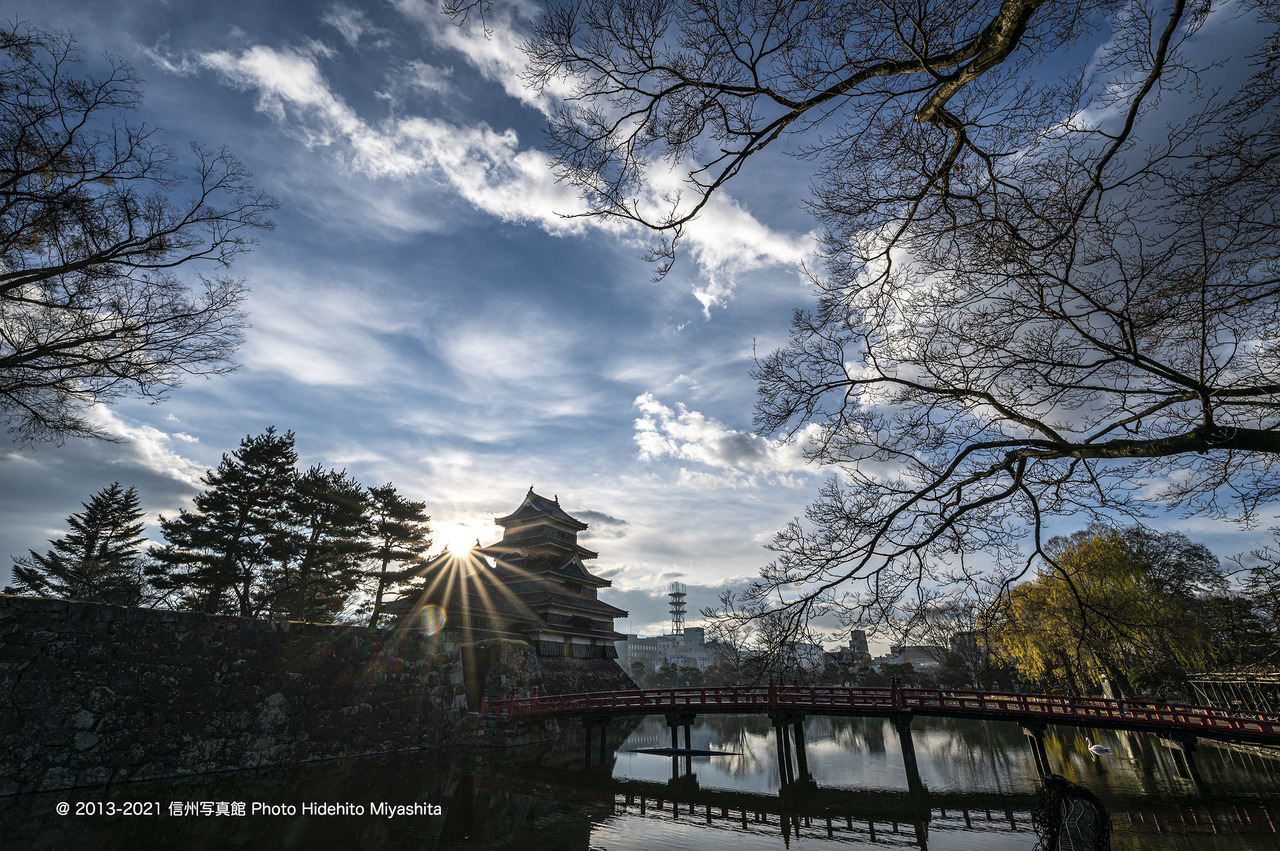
(431, 309, 602, 423)
(198, 43, 590, 233)
(633, 392, 822, 488)
(140, 41, 201, 77)
(647, 169, 815, 315)
(86, 407, 208, 489)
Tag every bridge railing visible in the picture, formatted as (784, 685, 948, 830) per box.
(481, 685, 1280, 739)
(900, 688, 1280, 737)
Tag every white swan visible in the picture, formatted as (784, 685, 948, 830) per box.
(1087, 740, 1111, 755)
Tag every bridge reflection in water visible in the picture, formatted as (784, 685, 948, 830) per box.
(498, 682, 1280, 846)
(5, 702, 1279, 848)
(596, 708, 1280, 850)
(606, 772, 1030, 849)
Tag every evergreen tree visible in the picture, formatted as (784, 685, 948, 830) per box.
(365, 483, 432, 627)
(152, 428, 298, 617)
(268, 466, 371, 623)
(8, 482, 148, 605)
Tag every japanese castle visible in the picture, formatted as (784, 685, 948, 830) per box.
(389, 489, 627, 660)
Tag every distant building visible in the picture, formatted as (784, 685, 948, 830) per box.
(387, 489, 627, 660)
(617, 625, 721, 671)
(880, 644, 948, 669)
(832, 630, 871, 663)
(829, 629, 873, 674)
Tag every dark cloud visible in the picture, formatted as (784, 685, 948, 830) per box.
(714, 432, 768, 466)
(577, 509, 629, 540)
(605, 578, 753, 637)
(0, 431, 202, 585)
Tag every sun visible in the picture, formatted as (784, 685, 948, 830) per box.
(435, 520, 488, 555)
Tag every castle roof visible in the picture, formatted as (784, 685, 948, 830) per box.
(523, 591, 628, 619)
(494, 488, 588, 531)
(486, 551, 612, 588)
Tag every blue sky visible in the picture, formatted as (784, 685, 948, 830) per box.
(0, 0, 832, 634)
(2, 0, 1272, 643)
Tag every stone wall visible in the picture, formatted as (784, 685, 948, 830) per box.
(0, 596, 643, 795)
(0, 596, 551, 794)
(537, 655, 636, 694)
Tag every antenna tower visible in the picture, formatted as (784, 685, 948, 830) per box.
(669, 582, 686, 635)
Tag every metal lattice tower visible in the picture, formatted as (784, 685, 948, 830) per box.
(669, 582, 686, 635)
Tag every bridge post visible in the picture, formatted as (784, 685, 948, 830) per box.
(1020, 721, 1051, 776)
(893, 713, 932, 850)
(583, 713, 612, 767)
(772, 717, 796, 787)
(792, 717, 810, 781)
(892, 713, 926, 798)
(664, 710, 698, 779)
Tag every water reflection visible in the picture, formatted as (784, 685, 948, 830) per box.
(2, 714, 1278, 850)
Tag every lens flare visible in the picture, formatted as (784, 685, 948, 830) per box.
(417, 604, 446, 637)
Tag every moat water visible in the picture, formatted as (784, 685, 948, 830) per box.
(4, 714, 1279, 849)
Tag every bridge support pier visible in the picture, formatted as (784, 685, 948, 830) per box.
(891, 713, 932, 849)
(1159, 733, 1202, 784)
(793, 718, 810, 779)
(774, 720, 795, 786)
(583, 713, 611, 767)
(892, 713, 926, 797)
(771, 710, 813, 790)
(665, 711, 697, 777)
(1020, 721, 1052, 776)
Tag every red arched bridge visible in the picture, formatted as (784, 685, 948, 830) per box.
(481, 683, 1280, 746)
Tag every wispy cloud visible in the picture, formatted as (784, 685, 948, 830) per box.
(239, 270, 420, 387)
(321, 3, 390, 49)
(391, 0, 817, 311)
(86, 407, 209, 489)
(197, 42, 591, 233)
(389, 0, 558, 113)
(399, 59, 453, 97)
(431, 309, 602, 422)
(181, 23, 811, 313)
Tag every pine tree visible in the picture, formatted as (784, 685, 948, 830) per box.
(267, 466, 371, 623)
(152, 427, 298, 617)
(8, 482, 148, 605)
(365, 483, 432, 627)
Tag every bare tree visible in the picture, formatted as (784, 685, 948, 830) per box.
(0, 22, 275, 442)
(458, 0, 1280, 631)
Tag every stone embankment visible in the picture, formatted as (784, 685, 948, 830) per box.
(0, 596, 581, 794)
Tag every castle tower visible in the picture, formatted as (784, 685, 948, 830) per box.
(482, 489, 627, 659)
